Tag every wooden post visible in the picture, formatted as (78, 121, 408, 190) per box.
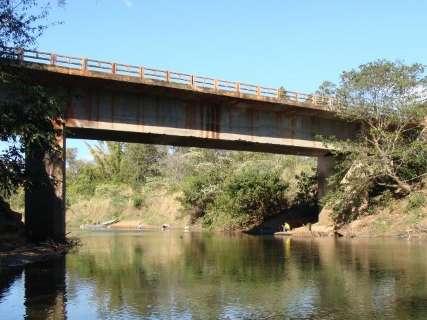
(140, 66, 144, 79)
(112, 63, 117, 74)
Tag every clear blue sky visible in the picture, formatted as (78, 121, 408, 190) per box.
(6, 0, 427, 159)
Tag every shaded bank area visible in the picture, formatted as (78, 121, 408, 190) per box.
(0, 198, 78, 268)
(0, 240, 78, 268)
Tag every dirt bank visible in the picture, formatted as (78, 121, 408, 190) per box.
(286, 190, 427, 239)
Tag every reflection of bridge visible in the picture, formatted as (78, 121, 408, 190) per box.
(3, 49, 358, 241)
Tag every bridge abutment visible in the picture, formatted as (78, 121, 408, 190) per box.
(25, 124, 66, 242)
(317, 155, 335, 226)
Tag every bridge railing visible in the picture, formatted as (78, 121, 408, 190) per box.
(3, 48, 339, 110)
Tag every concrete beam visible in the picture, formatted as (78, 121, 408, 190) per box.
(64, 88, 357, 157)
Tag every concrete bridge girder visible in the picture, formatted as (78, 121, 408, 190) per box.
(21, 67, 357, 241)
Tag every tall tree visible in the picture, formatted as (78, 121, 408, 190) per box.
(323, 60, 427, 221)
(0, 0, 63, 198)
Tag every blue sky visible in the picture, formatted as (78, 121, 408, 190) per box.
(5, 0, 427, 160)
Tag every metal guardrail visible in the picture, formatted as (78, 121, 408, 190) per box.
(2, 48, 339, 110)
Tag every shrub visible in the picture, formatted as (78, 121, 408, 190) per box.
(204, 168, 289, 230)
(407, 193, 426, 211)
(132, 194, 145, 209)
(178, 167, 223, 221)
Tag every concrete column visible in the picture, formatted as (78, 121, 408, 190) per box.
(317, 155, 335, 226)
(25, 122, 65, 242)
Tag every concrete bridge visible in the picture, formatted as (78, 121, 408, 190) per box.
(3, 49, 357, 241)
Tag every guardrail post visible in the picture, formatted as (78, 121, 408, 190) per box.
(256, 86, 260, 97)
(166, 71, 170, 82)
(214, 80, 218, 91)
(18, 48, 24, 62)
(236, 82, 240, 94)
(295, 92, 299, 102)
(112, 63, 116, 74)
(312, 96, 317, 105)
(50, 53, 57, 65)
(191, 75, 195, 88)
(139, 66, 144, 79)
(81, 58, 88, 71)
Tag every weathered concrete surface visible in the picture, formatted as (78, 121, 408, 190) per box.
(64, 87, 356, 157)
(317, 156, 336, 227)
(25, 123, 65, 242)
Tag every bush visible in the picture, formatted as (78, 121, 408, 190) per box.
(407, 193, 426, 211)
(132, 194, 145, 209)
(178, 167, 223, 221)
(294, 171, 318, 208)
(204, 168, 289, 230)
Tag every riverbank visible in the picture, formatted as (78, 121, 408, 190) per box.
(285, 189, 427, 239)
(0, 238, 79, 268)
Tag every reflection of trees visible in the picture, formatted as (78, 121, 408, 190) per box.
(289, 239, 427, 319)
(66, 232, 311, 318)
(65, 233, 427, 319)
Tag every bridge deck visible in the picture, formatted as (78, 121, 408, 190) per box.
(3, 48, 338, 111)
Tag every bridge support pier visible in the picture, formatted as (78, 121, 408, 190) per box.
(317, 155, 335, 226)
(25, 124, 66, 242)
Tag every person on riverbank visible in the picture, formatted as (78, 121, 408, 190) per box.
(283, 222, 291, 232)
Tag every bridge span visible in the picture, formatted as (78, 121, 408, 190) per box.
(2, 49, 358, 240)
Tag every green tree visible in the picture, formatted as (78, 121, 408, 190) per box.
(323, 60, 427, 221)
(121, 143, 166, 186)
(205, 167, 289, 229)
(87, 142, 126, 183)
(0, 1, 64, 199)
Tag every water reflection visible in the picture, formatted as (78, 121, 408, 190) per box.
(0, 257, 67, 320)
(1, 232, 427, 319)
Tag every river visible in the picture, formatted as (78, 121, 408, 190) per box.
(1, 231, 427, 319)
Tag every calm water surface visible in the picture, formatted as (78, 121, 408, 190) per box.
(1, 231, 427, 319)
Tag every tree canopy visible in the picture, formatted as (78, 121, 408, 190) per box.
(0, 0, 63, 198)
(321, 60, 427, 222)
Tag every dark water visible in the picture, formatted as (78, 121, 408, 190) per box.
(1, 232, 427, 319)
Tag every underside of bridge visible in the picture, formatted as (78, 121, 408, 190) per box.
(18, 64, 356, 241)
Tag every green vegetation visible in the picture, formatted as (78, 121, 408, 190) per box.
(64, 143, 316, 230)
(319, 60, 427, 224)
(0, 1, 64, 200)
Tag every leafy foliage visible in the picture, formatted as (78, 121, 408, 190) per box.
(0, 0, 63, 199)
(204, 168, 288, 230)
(321, 60, 427, 222)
